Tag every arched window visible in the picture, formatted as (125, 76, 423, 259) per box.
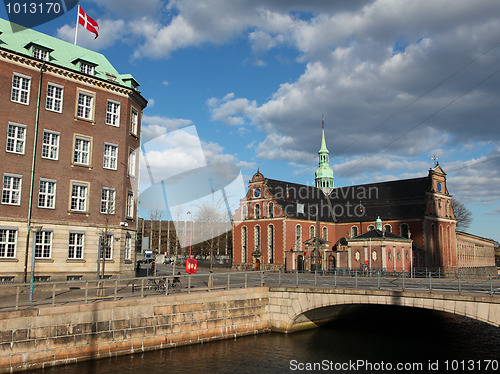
(350, 226, 358, 238)
(268, 225, 274, 264)
(309, 226, 315, 238)
(255, 226, 261, 251)
(400, 223, 409, 239)
(295, 225, 302, 251)
(268, 202, 274, 218)
(242, 205, 247, 220)
(254, 204, 260, 219)
(322, 227, 327, 240)
(384, 224, 391, 233)
(241, 227, 247, 262)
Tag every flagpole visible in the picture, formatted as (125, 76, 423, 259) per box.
(74, 5, 80, 45)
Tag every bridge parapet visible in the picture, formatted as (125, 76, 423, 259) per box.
(268, 287, 500, 333)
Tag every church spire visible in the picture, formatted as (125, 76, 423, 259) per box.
(315, 116, 334, 191)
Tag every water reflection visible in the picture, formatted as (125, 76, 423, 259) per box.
(37, 306, 500, 374)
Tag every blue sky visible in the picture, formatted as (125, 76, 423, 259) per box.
(2, 0, 500, 242)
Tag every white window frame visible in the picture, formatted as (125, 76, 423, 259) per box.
(73, 136, 91, 166)
(32, 47, 49, 61)
(68, 232, 84, 260)
(130, 107, 138, 135)
(101, 187, 116, 215)
(38, 178, 56, 209)
(2, 174, 22, 206)
(41, 130, 60, 160)
(76, 90, 95, 120)
(99, 233, 113, 260)
(11, 73, 31, 105)
(46, 83, 64, 113)
(80, 63, 95, 76)
(106, 100, 121, 127)
(128, 148, 137, 177)
(0, 228, 17, 258)
(70, 182, 88, 212)
(6, 122, 26, 155)
(126, 191, 134, 218)
(35, 231, 52, 259)
(103, 143, 118, 170)
(124, 234, 132, 261)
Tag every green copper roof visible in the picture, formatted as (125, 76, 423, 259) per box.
(315, 118, 334, 188)
(0, 18, 140, 90)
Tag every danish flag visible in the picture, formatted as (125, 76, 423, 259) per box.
(78, 5, 99, 39)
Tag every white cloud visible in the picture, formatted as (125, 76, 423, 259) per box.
(56, 18, 127, 50)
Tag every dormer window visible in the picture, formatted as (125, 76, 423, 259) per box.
(80, 63, 95, 75)
(33, 47, 49, 61)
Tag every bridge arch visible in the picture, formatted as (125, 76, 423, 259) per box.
(268, 287, 500, 333)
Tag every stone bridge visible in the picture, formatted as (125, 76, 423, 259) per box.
(268, 287, 500, 333)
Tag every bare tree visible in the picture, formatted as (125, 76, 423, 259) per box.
(451, 198, 472, 231)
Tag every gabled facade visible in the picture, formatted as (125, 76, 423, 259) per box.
(0, 19, 147, 282)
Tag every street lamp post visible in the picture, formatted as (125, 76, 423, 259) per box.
(29, 225, 43, 302)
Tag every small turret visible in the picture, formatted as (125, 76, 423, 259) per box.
(315, 116, 335, 192)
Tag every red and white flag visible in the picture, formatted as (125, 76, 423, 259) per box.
(78, 5, 99, 39)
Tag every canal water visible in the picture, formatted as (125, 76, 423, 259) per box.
(36, 305, 500, 374)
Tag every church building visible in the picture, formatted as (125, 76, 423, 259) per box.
(232, 120, 495, 274)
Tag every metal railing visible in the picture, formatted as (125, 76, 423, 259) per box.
(1, 270, 498, 311)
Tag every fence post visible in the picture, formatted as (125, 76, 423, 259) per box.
(261, 271, 264, 287)
(245, 273, 248, 288)
(114, 280, 118, 301)
(377, 271, 380, 290)
(208, 273, 212, 292)
(141, 278, 144, 298)
(278, 270, 281, 286)
(355, 271, 358, 289)
(314, 271, 317, 286)
(458, 273, 461, 294)
(296, 270, 298, 286)
(402, 271, 405, 291)
(52, 283, 56, 306)
(85, 281, 88, 303)
(490, 274, 493, 296)
(165, 278, 169, 296)
(429, 273, 432, 292)
(438, 268, 441, 278)
(334, 270, 337, 287)
(188, 276, 191, 293)
(227, 273, 230, 290)
(15, 286, 20, 310)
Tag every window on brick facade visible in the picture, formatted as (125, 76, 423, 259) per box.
(6, 123, 26, 154)
(11, 73, 31, 105)
(103, 143, 118, 170)
(70, 182, 88, 212)
(126, 191, 134, 218)
(130, 108, 138, 135)
(106, 100, 121, 126)
(73, 136, 91, 166)
(38, 179, 56, 209)
(76, 91, 94, 120)
(128, 148, 137, 177)
(100, 187, 116, 214)
(2, 174, 22, 205)
(0, 229, 17, 258)
(41, 130, 60, 160)
(46, 83, 63, 113)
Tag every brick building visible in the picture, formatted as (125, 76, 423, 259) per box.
(232, 123, 495, 273)
(0, 19, 147, 282)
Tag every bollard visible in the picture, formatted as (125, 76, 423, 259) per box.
(429, 273, 432, 292)
(402, 271, 405, 291)
(296, 270, 298, 286)
(377, 271, 380, 290)
(114, 280, 118, 301)
(261, 271, 264, 287)
(279, 270, 281, 285)
(227, 273, 230, 290)
(52, 283, 56, 306)
(334, 270, 337, 287)
(314, 271, 317, 286)
(188, 276, 191, 293)
(458, 273, 461, 294)
(490, 274, 493, 295)
(85, 281, 88, 303)
(165, 278, 169, 296)
(141, 278, 144, 298)
(208, 273, 212, 292)
(245, 273, 248, 288)
(355, 271, 358, 289)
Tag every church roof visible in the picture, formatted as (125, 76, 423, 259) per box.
(350, 229, 411, 241)
(265, 176, 430, 223)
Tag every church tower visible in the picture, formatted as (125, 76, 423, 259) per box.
(315, 116, 335, 191)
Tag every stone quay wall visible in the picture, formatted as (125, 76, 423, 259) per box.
(0, 288, 270, 373)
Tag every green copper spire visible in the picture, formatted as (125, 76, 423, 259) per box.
(315, 116, 335, 191)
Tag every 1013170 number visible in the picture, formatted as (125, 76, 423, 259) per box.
(6, 2, 61, 14)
